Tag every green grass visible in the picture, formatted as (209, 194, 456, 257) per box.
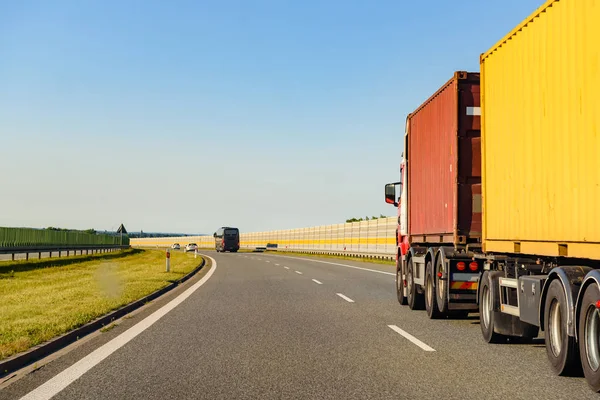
(0, 248, 203, 361)
(255, 250, 395, 266)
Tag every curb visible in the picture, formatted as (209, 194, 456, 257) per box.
(0, 257, 206, 378)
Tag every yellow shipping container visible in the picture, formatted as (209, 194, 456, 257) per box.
(481, 0, 600, 259)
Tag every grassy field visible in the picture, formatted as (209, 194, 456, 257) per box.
(0, 248, 203, 361)
(240, 250, 395, 266)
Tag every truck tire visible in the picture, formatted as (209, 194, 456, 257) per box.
(407, 258, 424, 310)
(544, 279, 581, 376)
(578, 283, 600, 391)
(396, 262, 407, 306)
(425, 260, 442, 319)
(435, 256, 448, 313)
(479, 271, 506, 343)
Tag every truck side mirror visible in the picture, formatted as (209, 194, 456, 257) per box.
(385, 183, 399, 207)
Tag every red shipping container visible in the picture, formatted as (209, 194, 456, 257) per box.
(407, 71, 481, 245)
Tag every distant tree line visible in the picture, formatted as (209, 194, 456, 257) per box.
(128, 231, 207, 238)
(46, 227, 97, 235)
(345, 214, 388, 223)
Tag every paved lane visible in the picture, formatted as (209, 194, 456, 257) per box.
(2, 252, 597, 399)
(241, 252, 596, 398)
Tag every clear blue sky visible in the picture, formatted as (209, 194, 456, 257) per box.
(0, 0, 542, 234)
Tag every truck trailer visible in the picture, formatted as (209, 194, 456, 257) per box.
(385, 71, 482, 318)
(386, 0, 600, 391)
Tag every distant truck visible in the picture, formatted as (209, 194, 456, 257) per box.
(385, 0, 600, 391)
(214, 227, 240, 252)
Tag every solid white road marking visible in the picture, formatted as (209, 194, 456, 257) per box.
(336, 293, 354, 303)
(295, 271, 303, 275)
(387, 325, 436, 352)
(284, 266, 290, 270)
(271, 255, 394, 276)
(19, 256, 218, 400)
(312, 279, 323, 285)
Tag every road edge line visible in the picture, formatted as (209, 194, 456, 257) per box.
(18, 255, 217, 400)
(0, 256, 207, 380)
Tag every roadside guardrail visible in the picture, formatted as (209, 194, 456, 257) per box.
(0, 245, 130, 261)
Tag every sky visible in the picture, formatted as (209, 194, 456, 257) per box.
(0, 0, 543, 234)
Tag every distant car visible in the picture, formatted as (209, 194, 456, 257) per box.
(185, 243, 198, 252)
(171, 243, 180, 250)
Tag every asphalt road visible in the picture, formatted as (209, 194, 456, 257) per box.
(1, 252, 597, 399)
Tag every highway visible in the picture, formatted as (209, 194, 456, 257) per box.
(1, 252, 597, 399)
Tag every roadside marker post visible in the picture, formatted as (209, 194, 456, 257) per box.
(166, 249, 171, 272)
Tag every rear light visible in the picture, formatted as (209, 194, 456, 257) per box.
(457, 262, 466, 271)
(437, 272, 442, 278)
(469, 262, 478, 272)
(596, 300, 600, 309)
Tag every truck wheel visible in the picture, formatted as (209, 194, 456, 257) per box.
(479, 271, 506, 343)
(396, 262, 407, 305)
(407, 258, 424, 310)
(435, 256, 448, 313)
(544, 279, 581, 376)
(425, 260, 442, 319)
(578, 283, 600, 391)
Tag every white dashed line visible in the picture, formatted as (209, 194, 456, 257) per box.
(295, 271, 303, 275)
(269, 255, 395, 276)
(284, 266, 290, 270)
(275, 264, 280, 266)
(336, 293, 354, 303)
(312, 279, 323, 285)
(266, 261, 270, 263)
(387, 325, 436, 352)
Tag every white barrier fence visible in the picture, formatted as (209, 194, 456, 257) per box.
(130, 217, 398, 259)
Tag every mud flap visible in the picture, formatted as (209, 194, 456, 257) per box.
(492, 311, 539, 338)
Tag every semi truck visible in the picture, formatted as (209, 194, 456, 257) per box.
(385, 0, 600, 391)
(384, 71, 482, 318)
